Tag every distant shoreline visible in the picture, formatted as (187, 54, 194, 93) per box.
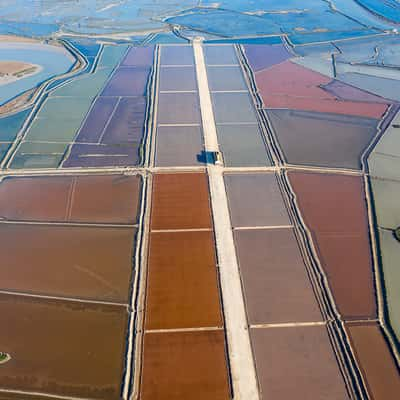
(0, 34, 39, 43)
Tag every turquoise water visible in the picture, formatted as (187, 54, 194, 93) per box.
(0, 0, 395, 42)
(201, 0, 324, 13)
(334, 0, 395, 29)
(0, 21, 58, 38)
(355, 0, 400, 23)
(204, 36, 282, 45)
(147, 32, 189, 44)
(0, 43, 75, 105)
(0, 107, 31, 141)
(166, 3, 387, 43)
(167, 9, 280, 37)
(288, 28, 380, 45)
(0, 0, 196, 36)
(67, 39, 101, 58)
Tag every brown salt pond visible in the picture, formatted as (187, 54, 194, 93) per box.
(151, 173, 211, 230)
(0, 174, 141, 223)
(140, 330, 230, 400)
(346, 322, 400, 399)
(0, 224, 135, 303)
(146, 230, 222, 330)
(0, 294, 127, 399)
(69, 174, 141, 224)
(251, 325, 349, 399)
(234, 228, 322, 324)
(0, 175, 70, 221)
(224, 173, 291, 227)
(288, 171, 376, 320)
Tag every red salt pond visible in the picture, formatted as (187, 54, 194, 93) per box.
(0, 223, 136, 303)
(151, 173, 211, 230)
(288, 171, 377, 320)
(145, 230, 223, 330)
(141, 171, 230, 399)
(140, 330, 230, 400)
(0, 174, 141, 223)
(255, 61, 388, 118)
(346, 322, 400, 399)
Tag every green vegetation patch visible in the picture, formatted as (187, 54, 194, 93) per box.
(0, 352, 10, 364)
(394, 227, 400, 242)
